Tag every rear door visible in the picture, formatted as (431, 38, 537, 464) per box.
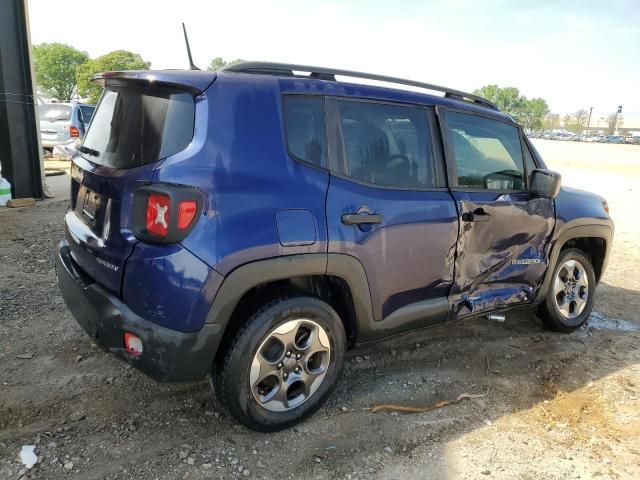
(66, 85, 196, 294)
(438, 108, 554, 317)
(326, 98, 458, 339)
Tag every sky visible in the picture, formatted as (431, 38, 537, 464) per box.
(28, 0, 640, 124)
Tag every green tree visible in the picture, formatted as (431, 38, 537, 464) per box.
(473, 85, 523, 117)
(207, 57, 245, 71)
(563, 109, 589, 133)
(76, 50, 151, 103)
(605, 112, 623, 135)
(473, 85, 549, 131)
(32, 43, 89, 100)
(519, 98, 550, 131)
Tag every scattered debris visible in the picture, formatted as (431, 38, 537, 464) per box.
(6, 198, 35, 208)
(370, 393, 486, 414)
(69, 411, 85, 422)
(20, 445, 37, 469)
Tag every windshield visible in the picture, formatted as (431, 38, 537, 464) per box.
(39, 104, 72, 122)
(80, 86, 195, 169)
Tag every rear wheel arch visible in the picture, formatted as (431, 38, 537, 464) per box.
(207, 254, 373, 366)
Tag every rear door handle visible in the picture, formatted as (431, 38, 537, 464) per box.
(341, 213, 384, 225)
(462, 208, 491, 222)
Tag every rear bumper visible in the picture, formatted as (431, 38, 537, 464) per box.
(56, 240, 222, 382)
(41, 138, 75, 149)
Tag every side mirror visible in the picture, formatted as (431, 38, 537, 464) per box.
(530, 169, 561, 198)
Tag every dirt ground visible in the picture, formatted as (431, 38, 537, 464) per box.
(1, 140, 639, 479)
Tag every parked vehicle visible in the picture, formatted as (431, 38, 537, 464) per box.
(605, 135, 625, 144)
(56, 63, 614, 431)
(39, 102, 95, 151)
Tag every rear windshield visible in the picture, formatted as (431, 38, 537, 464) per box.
(39, 104, 72, 122)
(80, 86, 195, 169)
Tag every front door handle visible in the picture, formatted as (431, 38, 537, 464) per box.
(462, 207, 491, 222)
(341, 213, 384, 226)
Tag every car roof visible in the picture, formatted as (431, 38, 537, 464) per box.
(217, 69, 515, 124)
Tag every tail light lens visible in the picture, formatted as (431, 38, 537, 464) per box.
(146, 193, 170, 237)
(133, 185, 202, 243)
(178, 200, 197, 230)
(70, 126, 80, 138)
(124, 332, 143, 356)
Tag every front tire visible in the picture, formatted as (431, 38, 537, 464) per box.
(538, 248, 596, 332)
(214, 295, 346, 432)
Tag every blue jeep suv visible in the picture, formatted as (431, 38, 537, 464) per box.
(56, 62, 613, 431)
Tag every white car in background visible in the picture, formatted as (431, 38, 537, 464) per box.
(39, 102, 95, 152)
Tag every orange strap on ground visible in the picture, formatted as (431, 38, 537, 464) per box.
(370, 393, 486, 414)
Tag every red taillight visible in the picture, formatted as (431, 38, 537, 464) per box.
(146, 193, 170, 237)
(124, 332, 143, 356)
(133, 186, 201, 243)
(178, 200, 197, 230)
(70, 126, 80, 138)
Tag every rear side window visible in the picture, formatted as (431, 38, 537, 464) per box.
(284, 96, 326, 167)
(336, 100, 435, 189)
(445, 111, 525, 190)
(81, 86, 195, 169)
(78, 105, 95, 123)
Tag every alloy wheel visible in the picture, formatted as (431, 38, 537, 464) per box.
(249, 319, 331, 412)
(553, 259, 589, 319)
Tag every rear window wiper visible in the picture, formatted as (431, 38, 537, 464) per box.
(78, 145, 99, 157)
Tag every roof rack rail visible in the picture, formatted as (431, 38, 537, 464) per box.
(222, 61, 499, 111)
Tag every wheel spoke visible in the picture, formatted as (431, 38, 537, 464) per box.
(557, 295, 571, 317)
(554, 275, 566, 295)
(574, 295, 587, 315)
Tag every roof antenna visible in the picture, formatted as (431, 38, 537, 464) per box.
(182, 22, 200, 70)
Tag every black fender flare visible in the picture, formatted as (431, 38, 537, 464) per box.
(535, 222, 613, 302)
(204, 253, 374, 343)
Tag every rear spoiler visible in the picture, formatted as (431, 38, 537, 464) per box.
(91, 70, 216, 95)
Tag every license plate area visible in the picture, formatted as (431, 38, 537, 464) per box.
(76, 186, 102, 229)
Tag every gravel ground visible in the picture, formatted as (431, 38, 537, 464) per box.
(0, 141, 639, 479)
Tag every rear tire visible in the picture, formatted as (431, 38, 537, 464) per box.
(214, 295, 346, 432)
(538, 248, 596, 332)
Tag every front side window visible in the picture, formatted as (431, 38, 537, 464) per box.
(336, 100, 434, 189)
(284, 96, 326, 167)
(446, 111, 525, 190)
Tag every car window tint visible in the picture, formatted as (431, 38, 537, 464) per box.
(81, 86, 195, 169)
(284, 96, 326, 167)
(337, 100, 434, 188)
(447, 112, 525, 190)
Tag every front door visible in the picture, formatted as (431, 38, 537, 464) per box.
(438, 108, 555, 317)
(326, 98, 458, 339)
